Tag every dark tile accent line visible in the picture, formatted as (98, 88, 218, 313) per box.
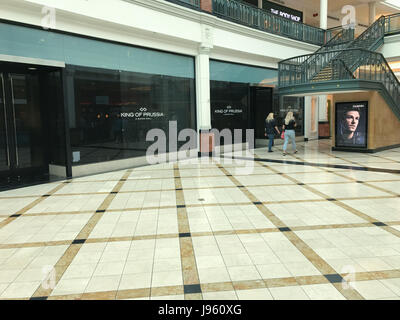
(179, 233, 191, 238)
(42, 194, 51, 197)
(253, 202, 262, 205)
(177, 205, 186, 208)
(96, 210, 106, 213)
(110, 192, 118, 194)
(10, 214, 21, 218)
(176, 188, 183, 191)
(327, 198, 337, 202)
(237, 185, 245, 188)
(184, 284, 202, 294)
(29, 296, 48, 300)
(223, 155, 400, 175)
(373, 222, 387, 227)
(72, 239, 86, 244)
(297, 183, 305, 186)
(356, 181, 364, 184)
(279, 227, 291, 232)
(324, 274, 344, 283)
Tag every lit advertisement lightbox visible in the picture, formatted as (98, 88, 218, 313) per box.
(335, 101, 368, 148)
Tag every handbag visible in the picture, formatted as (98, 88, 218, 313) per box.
(280, 131, 285, 139)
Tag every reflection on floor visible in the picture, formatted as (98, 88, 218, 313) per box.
(0, 140, 400, 300)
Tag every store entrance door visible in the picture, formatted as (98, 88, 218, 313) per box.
(250, 86, 273, 147)
(0, 71, 48, 184)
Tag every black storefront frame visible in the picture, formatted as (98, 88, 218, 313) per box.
(0, 19, 198, 177)
(0, 61, 68, 187)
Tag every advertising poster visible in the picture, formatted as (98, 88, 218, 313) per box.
(335, 101, 368, 148)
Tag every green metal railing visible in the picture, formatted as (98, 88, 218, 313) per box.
(212, 0, 326, 45)
(164, 1, 400, 46)
(385, 12, 400, 35)
(279, 48, 400, 115)
(279, 15, 387, 87)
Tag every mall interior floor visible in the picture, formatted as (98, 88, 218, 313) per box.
(0, 140, 399, 300)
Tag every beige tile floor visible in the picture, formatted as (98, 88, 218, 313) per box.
(0, 140, 400, 300)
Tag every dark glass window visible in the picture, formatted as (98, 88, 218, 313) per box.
(210, 81, 251, 142)
(66, 66, 196, 165)
(278, 96, 305, 136)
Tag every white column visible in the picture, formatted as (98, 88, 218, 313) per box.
(196, 25, 214, 134)
(320, 0, 328, 30)
(305, 96, 319, 140)
(195, 49, 211, 132)
(318, 95, 328, 121)
(258, 0, 263, 9)
(369, 1, 376, 25)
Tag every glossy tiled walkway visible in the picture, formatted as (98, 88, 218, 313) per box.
(0, 140, 400, 300)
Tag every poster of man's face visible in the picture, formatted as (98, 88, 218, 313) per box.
(335, 102, 368, 148)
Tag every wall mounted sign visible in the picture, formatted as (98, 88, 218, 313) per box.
(335, 101, 368, 148)
(120, 107, 164, 121)
(213, 105, 243, 116)
(262, 0, 303, 22)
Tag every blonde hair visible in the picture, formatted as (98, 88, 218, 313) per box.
(285, 112, 295, 125)
(266, 113, 274, 122)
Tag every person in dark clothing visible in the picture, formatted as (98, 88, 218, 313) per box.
(264, 113, 280, 152)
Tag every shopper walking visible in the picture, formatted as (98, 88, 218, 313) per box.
(282, 111, 298, 156)
(264, 113, 280, 152)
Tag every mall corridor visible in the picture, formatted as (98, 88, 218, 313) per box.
(0, 140, 399, 300)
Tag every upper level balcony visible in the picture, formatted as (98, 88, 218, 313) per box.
(165, 0, 400, 46)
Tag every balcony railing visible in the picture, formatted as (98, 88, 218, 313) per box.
(212, 0, 326, 45)
(385, 13, 400, 35)
(164, 0, 400, 46)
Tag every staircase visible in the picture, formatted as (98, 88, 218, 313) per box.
(278, 13, 400, 120)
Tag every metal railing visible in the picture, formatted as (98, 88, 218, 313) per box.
(279, 15, 386, 86)
(279, 48, 400, 116)
(163, 1, 400, 46)
(211, 0, 326, 45)
(385, 12, 400, 35)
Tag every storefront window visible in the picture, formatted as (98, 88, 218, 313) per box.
(67, 66, 196, 165)
(278, 96, 305, 136)
(210, 81, 250, 141)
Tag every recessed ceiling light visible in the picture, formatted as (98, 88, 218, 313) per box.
(28, 67, 37, 70)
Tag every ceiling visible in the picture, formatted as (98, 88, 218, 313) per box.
(268, 0, 400, 31)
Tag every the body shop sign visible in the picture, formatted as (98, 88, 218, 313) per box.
(214, 105, 243, 116)
(121, 107, 164, 121)
(263, 0, 303, 22)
